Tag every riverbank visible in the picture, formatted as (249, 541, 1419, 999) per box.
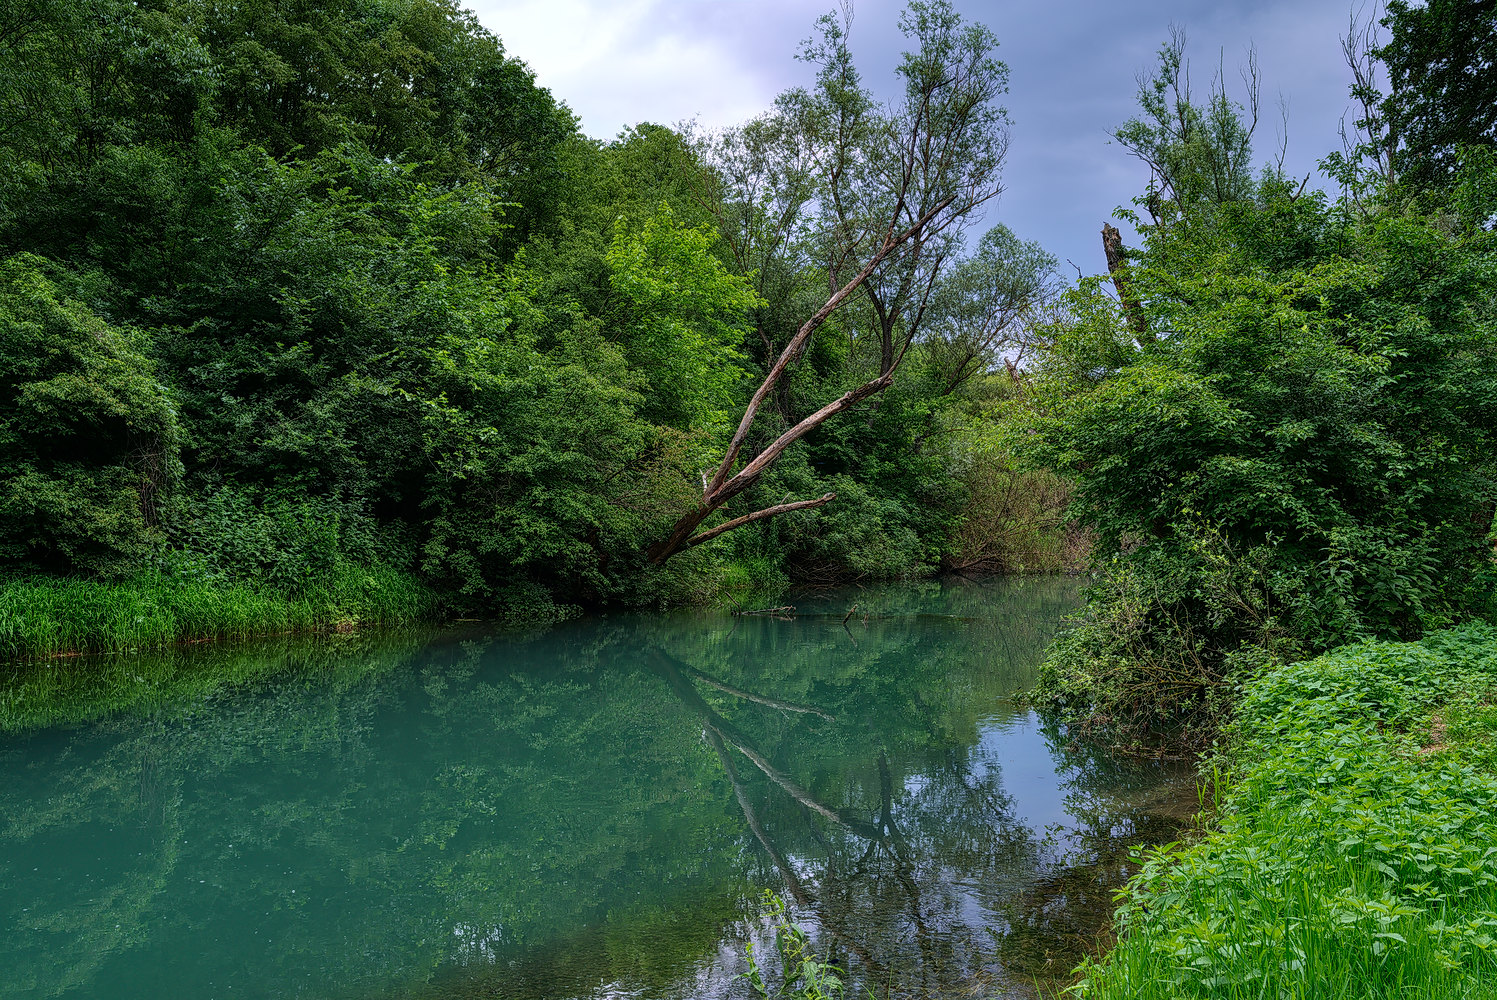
(0, 552, 989, 667)
(0, 565, 439, 662)
(1074, 626, 1497, 999)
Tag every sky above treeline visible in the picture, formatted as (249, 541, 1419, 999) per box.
(470, 0, 1366, 276)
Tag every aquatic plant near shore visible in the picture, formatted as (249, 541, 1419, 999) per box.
(746, 892, 870, 1000)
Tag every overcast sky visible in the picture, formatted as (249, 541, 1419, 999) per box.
(467, 0, 1364, 276)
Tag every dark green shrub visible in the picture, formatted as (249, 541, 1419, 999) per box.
(164, 486, 410, 591)
(0, 254, 180, 575)
(1030, 187, 1497, 738)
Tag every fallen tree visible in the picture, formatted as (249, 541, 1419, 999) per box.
(648, 0, 1010, 563)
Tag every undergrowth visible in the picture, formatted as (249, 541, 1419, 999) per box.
(0, 563, 439, 661)
(1073, 626, 1497, 999)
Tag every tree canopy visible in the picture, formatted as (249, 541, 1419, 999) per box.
(0, 0, 1064, 615)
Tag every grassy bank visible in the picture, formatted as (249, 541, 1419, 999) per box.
(0, 564, 440, 662)
(1074, 627, 1497, 999)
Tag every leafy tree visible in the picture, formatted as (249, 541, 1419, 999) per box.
(1379, 0, 1497, 194)
(647, 0, 1010, 564)
(605, 203, 759, 430)
(0, 0, 1066, 607)
(1029, 185, 1497, 736)
(0, 0, 574, 268)
(0, 254, 180, 574)
(1113, 26, 1265, 218)
(918, 223, 1057, 395)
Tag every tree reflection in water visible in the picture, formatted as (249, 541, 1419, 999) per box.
(639, 635, 1192, 1000)
(0, 577, 1192, 1000)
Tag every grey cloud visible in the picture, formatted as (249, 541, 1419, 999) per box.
(479, 0, 1361, 276)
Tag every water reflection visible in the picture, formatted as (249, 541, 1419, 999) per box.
(0, 577, 1192, 1000)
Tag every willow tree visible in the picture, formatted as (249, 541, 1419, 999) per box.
(647, 0, 1009, 563)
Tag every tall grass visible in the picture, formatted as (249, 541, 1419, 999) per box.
(1073, 626, 1497, 999)
(0, 564, 439, 662)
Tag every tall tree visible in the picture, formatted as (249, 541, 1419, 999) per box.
(919, 224, 1057, 396)
(1113, 26, 1265, 217)
(647, 0, 1009, 564)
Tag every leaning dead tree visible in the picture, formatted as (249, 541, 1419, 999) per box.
(648, 0, 1008, 564)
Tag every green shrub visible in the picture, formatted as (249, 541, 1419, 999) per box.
(745, 892, 867, 1000)
(1028, 192, 1497, 738)
(1033, 523, 1308, 744)
(945, 399, 1082, 572)
(0, 254, 181, 575)
(164, 485, 410, 591)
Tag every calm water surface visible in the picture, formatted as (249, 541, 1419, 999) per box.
(1, 577, 1193, 999)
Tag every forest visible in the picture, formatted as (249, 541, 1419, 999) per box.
(0, 0, 1078, 656)
(2, 0, 1497, 993)
(0, 0, 1491, 705)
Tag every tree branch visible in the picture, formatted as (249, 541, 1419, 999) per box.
(679, 493, 836, 552)
(705, 194, 954, 498)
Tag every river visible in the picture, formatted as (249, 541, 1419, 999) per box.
(0, 576, 1192, 999)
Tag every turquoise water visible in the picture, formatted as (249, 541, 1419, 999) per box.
(1, 577, 1192, 999)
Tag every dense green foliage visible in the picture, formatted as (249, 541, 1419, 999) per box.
(1032, 192, 1497, 736)
(1076, 628, 1497, 999)
(1029, 34, 1497, 740)
(1378, 0, 1497, 195)
(0, 0, 1068, 654)
(1002, 19, 1497, 998)
(0, 254, 180, 575)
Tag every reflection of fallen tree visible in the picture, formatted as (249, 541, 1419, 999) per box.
(648, 648, 1011, 995)
(649, 651, 878, 839)
(650, 649, 884, 976)
(701, 724, 886, 978)
(677, 662, 835, 721)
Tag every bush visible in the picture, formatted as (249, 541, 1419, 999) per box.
(1028, 184, 1497, 739)
(1033, 523, 1309, 744)
(0, 254, 180, 575)
(944, 394, 1083, 572)
(164, 486, 410, 591)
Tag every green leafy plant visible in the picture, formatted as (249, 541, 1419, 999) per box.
(745, 892, 868, 1000)
(1073, 627, 1497, 999)
(1029, 158, 1497, 741)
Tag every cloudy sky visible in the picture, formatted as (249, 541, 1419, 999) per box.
(467, 0, 1365, 275)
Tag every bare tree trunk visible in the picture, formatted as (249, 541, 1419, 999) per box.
(1102, 223, 1152, 343)
(646, 200, 950, 564)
